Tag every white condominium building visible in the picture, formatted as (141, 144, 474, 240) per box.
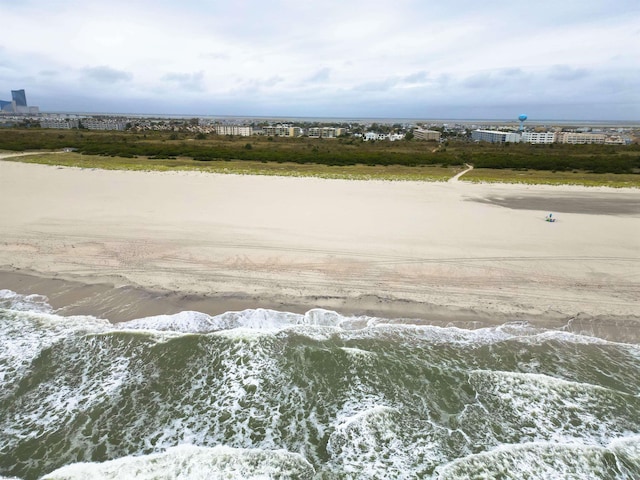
(263, 125, 289, 137)
(263, 125, 303, 137)
(521, 132, 556, 144)
(604, 136, 626, 145)
(215, 125, 253, 136)
(413, 128, 441, 141)
(364, 132, 388, 141)
(289, 126, 303, 137)
(471, 129, 521, 143)
(555, 132, 606, 144)
(41, 117, 124, 130)
(307, 127, 345, 138)
(320, 127, 345, 138)
(82, 118, 127, 131)
(41, 118, 80, 129)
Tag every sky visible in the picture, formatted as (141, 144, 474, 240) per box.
(1, 0, 639, 120)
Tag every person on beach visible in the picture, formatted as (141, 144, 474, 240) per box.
(546, 213, 556, 222)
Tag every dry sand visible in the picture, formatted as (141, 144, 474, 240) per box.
(1, 157, 639, 338)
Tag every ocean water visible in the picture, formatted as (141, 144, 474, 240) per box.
(1, 289, 639, 479)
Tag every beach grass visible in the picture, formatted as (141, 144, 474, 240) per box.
(4, 152, 461, 181)
(3, 149, 640, 187)
(462, 168, 640, 188)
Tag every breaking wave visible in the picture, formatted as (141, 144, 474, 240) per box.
(1, 289, 639, 479)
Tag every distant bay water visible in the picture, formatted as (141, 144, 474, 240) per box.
(40, 112, 640, 128)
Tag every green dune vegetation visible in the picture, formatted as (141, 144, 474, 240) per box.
(1, 128, 639, 186)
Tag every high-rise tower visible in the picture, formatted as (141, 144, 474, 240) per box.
(11, 89, 27, 107)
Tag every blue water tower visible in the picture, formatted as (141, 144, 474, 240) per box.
(518, 114, 528, 131)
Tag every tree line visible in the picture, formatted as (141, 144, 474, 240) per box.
(0, 128, 638, 174)
(471, 152, 640, 174)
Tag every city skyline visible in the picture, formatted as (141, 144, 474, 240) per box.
(1, 0, 639, 120)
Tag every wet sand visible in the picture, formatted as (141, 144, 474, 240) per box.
(3, 269, 640, 343)
(472, 192, 640, 215)
(1, 159, 639, 341)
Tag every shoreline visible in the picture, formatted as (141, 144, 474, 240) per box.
(0, 267, 529, 325)
(3, 268, 640, 344)
(1, 160, 639, 342)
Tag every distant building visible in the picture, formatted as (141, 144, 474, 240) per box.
(307, 127, 345, 138)
(41, 118, 80, 129)
(0, 100, 13, 112)
(262, 125, 303, 137)
(413, 128, 441, 142)
(215, 125, 253, 136)
(388, 133, 405, 141)
(11, 89, 27, 107)
(81, 118, 127, 130)
(555, 132, 606, 144)
(521, 132, 556, 144)
(307, 127, 321, 138)
(472, 129, 521, 143)
(41, 117, 126, 130)
(0, 88, 39, 114)
(364, 132, 388, 141)
(321, 127, 345, 138)
(289, 126, 303, 137)
(604, 136, 626, 145)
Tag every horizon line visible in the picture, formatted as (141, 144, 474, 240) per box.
(27, 110, 640, 125)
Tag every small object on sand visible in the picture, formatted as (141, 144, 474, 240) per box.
(545, 213, 556, 223)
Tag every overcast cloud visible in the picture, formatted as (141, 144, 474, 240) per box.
(1, 0, 638, 120)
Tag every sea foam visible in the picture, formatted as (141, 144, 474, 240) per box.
(436, 439, 640, 479)
(0, 289, 53, 313)
(118, 308, 369, 334)
(2, 289, 639, 479)
(41, 445, 315, 480)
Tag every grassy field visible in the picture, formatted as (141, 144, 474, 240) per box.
(462, 168, 640, 188)
(6, 152, 640, 187)
(2, 152, 462, 181)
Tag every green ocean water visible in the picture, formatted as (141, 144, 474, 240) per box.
(1, 290, 639, 479)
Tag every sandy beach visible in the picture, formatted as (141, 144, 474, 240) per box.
(1, 158, 639, 338)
